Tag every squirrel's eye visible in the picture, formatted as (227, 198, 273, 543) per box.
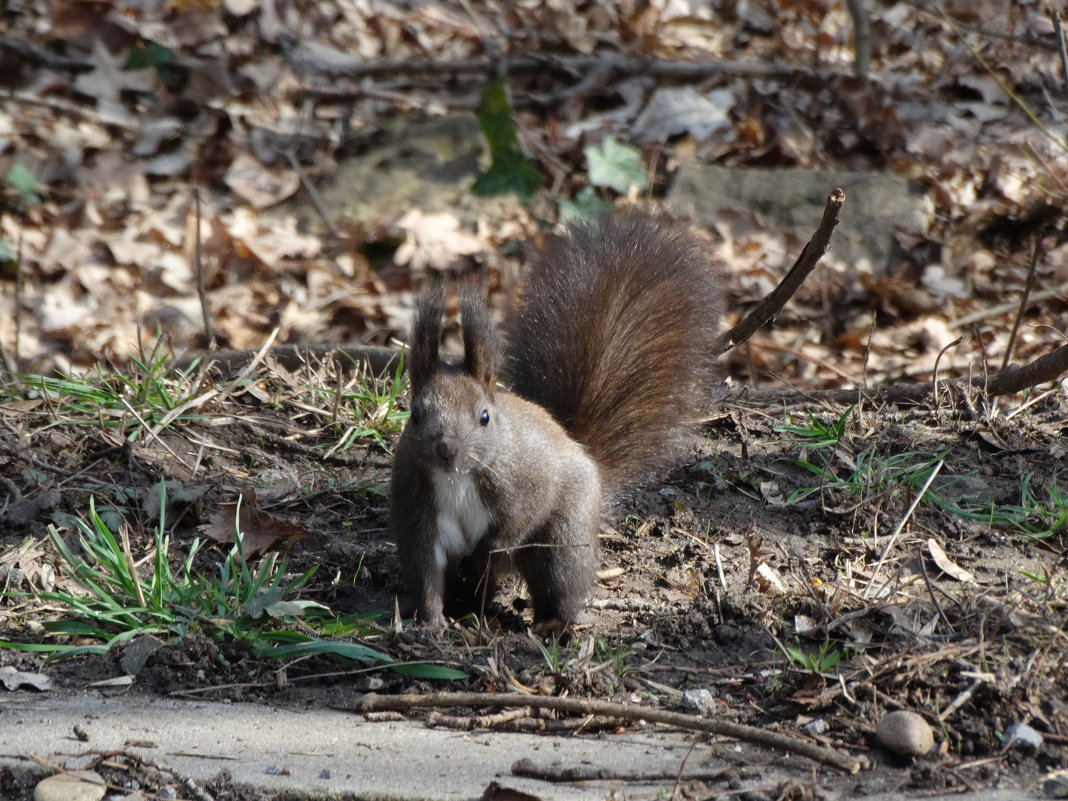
(478, 409, 490, 426)
(410, 405, 423, 425)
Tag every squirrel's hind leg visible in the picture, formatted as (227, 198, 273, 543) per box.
(515, 516, 598, 625)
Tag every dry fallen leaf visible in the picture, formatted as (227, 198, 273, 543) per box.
(224, 153, 300, 209)
(754, 562, 787, 595)
(393, 209, 484, 271)
(927, 538, 976, 583)
(72, 40, 156, 116)
(200, 489, 308, 557)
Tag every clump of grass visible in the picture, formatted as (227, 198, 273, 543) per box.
(533, 631, 588, 674)
(325, 357, 410, 453)
(775, 405, 854, 450)
(777, 406, 949, 505)
(13, 340, 206, 441)
(783, 640, 850, 674)
(775, 406, 1066, 541)
(943, 473, 1067, 540)
(1, 494, 464, 679)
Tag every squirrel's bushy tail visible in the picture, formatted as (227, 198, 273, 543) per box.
(504, 209, 725, 495)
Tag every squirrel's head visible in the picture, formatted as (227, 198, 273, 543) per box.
(403, 284, 501, 473)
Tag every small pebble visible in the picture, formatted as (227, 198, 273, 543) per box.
(318, 769, 332, 780)
(33, 770, 106, 801)
(681, 688, 716, 715)
(875, 710, 934, 757)
(1042, 769, 1068, 798)
(1006, 721, 1044, 751)
(803, 718, 828, 734)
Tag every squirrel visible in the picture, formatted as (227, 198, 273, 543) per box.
(390, 209, 725, 627)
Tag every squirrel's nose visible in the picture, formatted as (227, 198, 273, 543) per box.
(435, 440, 457, 466)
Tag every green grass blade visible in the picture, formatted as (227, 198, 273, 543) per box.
(390, 663, 468, 679)
(258, 633, 393, 664)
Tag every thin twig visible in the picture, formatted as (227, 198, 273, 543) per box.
(1001, 237, 1042, 372)
(712, 188, 845, 358)
(212, 328, 281, 407)
(864, 460, 944, 599)
(949, 280, 1068, 329)
(512, 756, 732, 783)
(670, 739, 699, 801)
(938, 678, 983, 723)
(307, 52, 848, 83)
(193, 188, 217, 350)
(845, 0, 871, 78)
(0, 36, 91, 70)
(918, 546, 953, 633)
(931, 336, 963, 411)
(8, 89, 140, 131)
(986, 341, 1068, 394)
(119, 397, 194, 472)
(354, 691, 866, 773)
(13, 232, 23, 373)
(716, 337, 1068, 408)
(284, 149, 340, 236)
(861, 312, 877, 392)
(1055, 13, 1068, 93)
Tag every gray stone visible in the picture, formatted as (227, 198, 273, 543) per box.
(875, 710, 935, 757)
(669, 164, 932, 273)
(33, 771, 106, 801)
(313, 114, 521, 230)
(1006, 721, 1044, 751)
(1042, 769, 1068, 798)
(681, 688, 716, 715)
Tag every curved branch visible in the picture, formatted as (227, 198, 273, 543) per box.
(716, 342, 1068, 409)
(712, 188, 845, 359)
(355, 691, 865, 774)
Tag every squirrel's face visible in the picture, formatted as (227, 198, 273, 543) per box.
(406, 372, 497, 474)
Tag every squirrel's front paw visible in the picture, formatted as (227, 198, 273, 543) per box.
(531, 617, 573, 639)
(414, 606, 447, 629)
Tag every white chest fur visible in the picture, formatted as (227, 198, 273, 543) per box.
(432, 472, 492, 569)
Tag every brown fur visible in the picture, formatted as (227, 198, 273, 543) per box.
(504, 209, 725, 494)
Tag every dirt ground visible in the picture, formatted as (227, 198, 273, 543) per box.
(1, 362, 1065, 800)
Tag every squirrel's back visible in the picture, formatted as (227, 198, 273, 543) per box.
(504, 209, 725, 494)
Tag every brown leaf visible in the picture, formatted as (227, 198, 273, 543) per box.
(199, 490, 307, 557)
(224, 153, 299, 209)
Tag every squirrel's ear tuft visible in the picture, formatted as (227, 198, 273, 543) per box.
(409, 285, 444, 392)
(459, 284, 499, 396)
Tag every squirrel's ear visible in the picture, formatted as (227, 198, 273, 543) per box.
(409, 285, 444, 392)
(459, 284, 499, 396)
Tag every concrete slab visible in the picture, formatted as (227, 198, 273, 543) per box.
(0, 691, 1044, 800)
